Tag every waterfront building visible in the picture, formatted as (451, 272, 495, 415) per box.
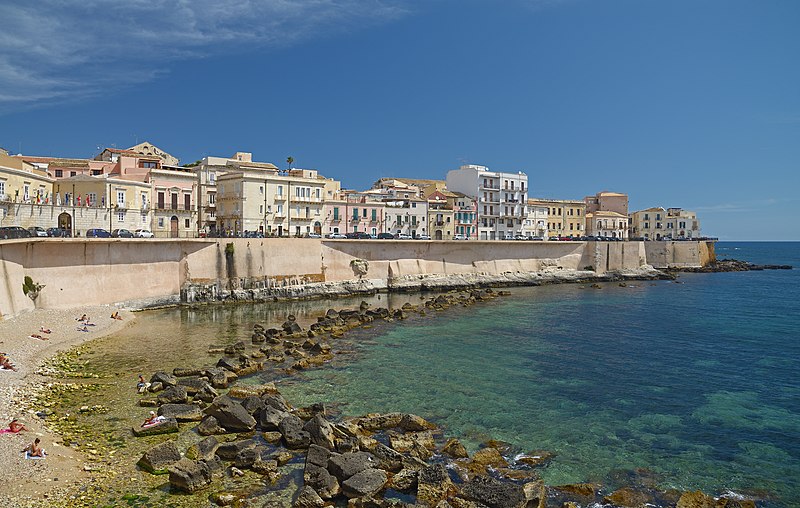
(215, 154, 339, 237)
(523, 200, 549, 238)
(426, 190, 455, 240)
(445, 164, 528, 240)
(584, 191, 629, 238)
(0, 151, 56, 229)
(629, 207, 701, 240)
(383, 197, 429, 238)
(332, 191, 387, 236)
(451, 192, 478, 240)
(527, 198, 585, 238)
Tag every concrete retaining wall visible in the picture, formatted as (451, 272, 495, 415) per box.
(0, 239, 715, 319)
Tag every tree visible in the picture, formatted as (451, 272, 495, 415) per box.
(286, 156, 294, 170)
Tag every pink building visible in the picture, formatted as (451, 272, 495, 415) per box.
(322, 192, 385, 237)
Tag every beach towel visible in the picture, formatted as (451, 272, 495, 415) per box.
(24, 451, 46, 460)
(141, 416, 167, 429)
(0, 428, 15, 434)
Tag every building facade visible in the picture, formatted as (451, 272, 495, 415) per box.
(584, 191, 629, 239)
(446, 164, 528, 240)
(528, 198, 585, 238)
(426, 190, 455, 240)
(629, 207, 701, 240)
(523, 201, 549, 239)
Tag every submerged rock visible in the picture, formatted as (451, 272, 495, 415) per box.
(204, 395, 257, 432)
(158, 403, 203, 422)
(342, 468, 387, 498)
(168, 458, 214, 493)
(460, 475, 526, 508)
(417, 464, 457, 506)
(185, 436, 220, 461)
(138, 440, 182, 474)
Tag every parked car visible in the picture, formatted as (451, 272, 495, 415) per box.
(345, 232, 371, 239)
(134, 229, 154, 238)
(395, 233, 412, 240)
(111, 228, 134, 238)
(0, 226, 32, 239)
(416, 234, 431, 240)
(86, 228, 111, 238)
(513, 234, 527, 240)
(27, 226, 48, 237)
(326, 233, 346, 239)
(453, 234, 468, 240)
(376, 232, 395, 239)
(46, 227, 71, 238)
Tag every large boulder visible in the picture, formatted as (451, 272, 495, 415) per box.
(260, 406, 291, 431)
(342, 468, 388, 498)
(294, 486, 325, 508)
(304, 446, 341, 500)
(441, 438, 469, 459)
(177, 377, 212, 395)
(603, 487, 653, 508)
(204, 395, 256, 432)
(400, 413, 435, 431)
(358, 413, 403, 431)
(150, 371, 177, 387)
(196, 415, 226, 436)
(460, 475, 526, 508)
(137, 440, 182, 474)
(157, 386, 188, 405)
(327, 451, 379, 481)
(158, 403, 203, 422)
(132, 418, 179, 437)
(215, 439, 257, 460)
(240, 395, 266, 416)
(279, 414, 311, 449)
(304, 414, 335, 450)
(168, 458, 213, 493)
(262, 393, 292, 412)
(185, 436, 219, 461)
(417, 464, 457, 506)
(195, 383, 220, 403)
(282, 320, 302, 334)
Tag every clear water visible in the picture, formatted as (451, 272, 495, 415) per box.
(275, 242, 800, 505)
(55, 242, 799, 506)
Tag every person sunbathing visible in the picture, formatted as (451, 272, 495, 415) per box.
(0, 354, 17, 371)
(22, 438, 45, 457)
(39, 327, 51, 334)
(7, 419, 28, 433)
(77, 325, 89, 332)
(141, 411, 165, 427)
(110, 311, 123, 320)
(29, 334, 48, 340)
(77, 314, 88, 322)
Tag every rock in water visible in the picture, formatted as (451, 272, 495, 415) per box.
(441, 438, 469, 459)
(157, 386, 188, 405)
(460, 475, 526, 508)
(279, 414, 312, 449)
(204, 395, 256, 432)
(603, 487, 654, 507)
(197, 415, 226, 436)
(158, 403, 203, 422)
(137, 440, 182, 474)
(676, 491, 717, 508)
(304, 414, 335, 450)
(294, 486, 325, 508)
(342, 468, 388, 498)
(185, 436, 219, 461)
(168, 458, 213, 493)
(328, 451, 379, 482)
(417, 464, 457, 505)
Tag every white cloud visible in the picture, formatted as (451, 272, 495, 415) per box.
(0, 0, 410, 113)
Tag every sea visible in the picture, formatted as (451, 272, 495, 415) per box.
(64, 241, 799, 506)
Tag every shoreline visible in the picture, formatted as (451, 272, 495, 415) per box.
(0, 306, 134, 507)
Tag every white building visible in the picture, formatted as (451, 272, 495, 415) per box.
(522, 203, 548, 239)
(383, 198, 428, 238)
(446, 164, 528, 240)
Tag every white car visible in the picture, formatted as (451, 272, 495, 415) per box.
(416, 234, 431, 240)
(395, 233, 412, 240)
(134, 229, 154, 238)
(453, 234, 468, 240)
(326, 233, 346, 239)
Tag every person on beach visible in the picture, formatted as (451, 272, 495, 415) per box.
(142, 411, 165, 427)
(77, 314, 88, 322)
(22, 438, 44, 457)
(77, 325, 89, 332)
(111, 311, 122, 320)
(137, 375, 151, 393)
(29, 333, 48, 340)
(6, 419, 28, 433)
(39, 326, 51, 334)
(0, 353, 17, 371)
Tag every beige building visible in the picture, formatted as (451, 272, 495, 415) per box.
(527, 198, 585, 238)
(0, 152, 56, 229)
(216, 154, 339, 237)
(426, 189, 455, 240)
(523, 200, 549, 238)
(125, 141, 180, 167)
(585, 191, 629, 239)
(629, 207, 701, 240)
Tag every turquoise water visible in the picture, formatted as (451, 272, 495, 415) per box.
(278, 242, 800, 505)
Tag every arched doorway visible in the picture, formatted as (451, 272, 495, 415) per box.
(435, 230, 443, 240)
(313, 221, 322, 235)
(170, 216, 179, 238)
(58, 212, 72, 233)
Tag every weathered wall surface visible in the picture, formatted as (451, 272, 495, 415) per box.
(0, 239, 714, 318)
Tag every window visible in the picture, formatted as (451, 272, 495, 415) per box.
(185, 218, 190, 228)
(277, 204, 284, 215)
(92, 169, 103, 176)
(23, 185, 30, 201)
(316, 188, 321, 199)
(117, 191, 125, 207)
(118, 211, 125, 222)
(158, 218, 165, 228)
(259, 186, 264, 194)
(209, 173, 216, 183)
(55, 170, 63, 177)
(362, 208, 367, 218)
(157, 192, 165, 208)
(70, 171, 76, 177)
(140, 161, 157, 169)
(171, 193, 178, 210)
(142, 213, 147, 223)
(141, 193, 148, 208)
(411, 202, 417, 208)
(333, 207, 339, 220)
(184, 194, 191, 210)
(277, 185, 283, 196)
(352, 209, 358, 220)
(259, 205, 263, 214)
(88, 193, 97, 206)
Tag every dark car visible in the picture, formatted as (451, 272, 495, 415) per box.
(111, 228, 134, 238)
(345, 232, 371, 239)
(0, 226, 32, 239)
(376, 233, 395, 239)
(47, 227, 72, 238)
(86, 228, 112, 238)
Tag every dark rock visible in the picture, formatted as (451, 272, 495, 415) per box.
(460, 475, 526, 508)
(389, 468, 418, 492)
(554, 483, 598, 498)
(240, 395, 266, 416)
(197, 415, 226, 436)
(204, 395, 256, 432)
(260, 405, 291, 431)
(215, 439, 257, 460)
(185, 436, 219, 461)
(138, 399, 159, 407)
(516, 450, 555, 468)
(279, 414, 311, 449)
(371, 442, 405, 472)
(294, 486, 325, 508)
(168, 458, 213, 493)
(132, 418, 179, 437)
(261, 392, 292, 411)
(137, 440, 182, 474)
(306, 444, 331, 468)
(417, 464, 457, 506)
(304, 414, 335, 450)
(282, 320, 302, 334)
(216, 357, 239, 372)
(158, 403, 203, 422)
(151, 371, 178, 386)
(157, 385, 188, 405)
(234, 445, 269, 469)
(195, 383, 220, 403)
(252, 456, 278, 477)
(675, 490, 717, 508)
(342, 468, 388, 498)
(304, 445, 340, 499)
(328, 451, 379, 481)
(177, 377, 213, 395)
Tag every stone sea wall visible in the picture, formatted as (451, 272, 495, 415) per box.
(0, 239, 715, 318)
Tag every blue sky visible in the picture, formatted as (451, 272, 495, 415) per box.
(0, 0, 797, 240)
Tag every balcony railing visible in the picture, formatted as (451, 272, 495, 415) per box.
(155, 204, 195, 212)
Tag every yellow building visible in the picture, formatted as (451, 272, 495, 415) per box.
(630, 207, 701, 240)
(528, 198, 586, 238)
(426, 189, 455, 240)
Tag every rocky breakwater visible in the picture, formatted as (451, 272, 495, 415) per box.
(674, 259, 792, 273)
(127, 291, 758, 508)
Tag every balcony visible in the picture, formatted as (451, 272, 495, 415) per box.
(155, 203, 195, 212)
(291, 196, 322, 204)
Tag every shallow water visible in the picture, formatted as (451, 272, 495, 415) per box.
(43, 242, 799, 506)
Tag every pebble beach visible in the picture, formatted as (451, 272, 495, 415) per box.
(0, 306, 132, 507)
